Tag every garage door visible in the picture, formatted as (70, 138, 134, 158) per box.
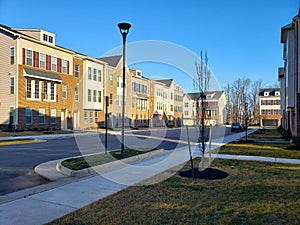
(262, 119, 278, 127)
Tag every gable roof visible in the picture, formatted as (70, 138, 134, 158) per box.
(259, 88, 280, 96)
(155, 79, 174, 87)
(97, 55, 122, 67)
(187, 91, 224, 100)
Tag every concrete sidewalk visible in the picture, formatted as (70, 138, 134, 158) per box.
(2, 129, 300, 225)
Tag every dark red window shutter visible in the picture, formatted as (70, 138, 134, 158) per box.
(33, 51, 37, 67)
(36, 52, 39, 67)
(57, 58, 62, 73)
(22, 48, 25, 64)
(67, 61, 69, 74)
(46, 55, 49, 70)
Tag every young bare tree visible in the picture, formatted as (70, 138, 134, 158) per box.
(195, 50, 211, 170)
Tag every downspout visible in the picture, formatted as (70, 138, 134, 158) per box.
(15, 35, 20, 128)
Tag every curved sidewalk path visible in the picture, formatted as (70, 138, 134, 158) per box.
(1, 130, 300, 225)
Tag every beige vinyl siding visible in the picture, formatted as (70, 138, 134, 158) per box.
(0, 31, 17, 125)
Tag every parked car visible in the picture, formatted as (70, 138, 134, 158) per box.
(231, 122, 244, 132)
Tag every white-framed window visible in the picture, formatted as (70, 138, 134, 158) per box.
(26, 49, 33, 66)
(93, 90, 97, 102)
(98, 70, 102, 82)
(51, 109, 56, 124)
(62, 84, 67, 98)
(110, 93, 113, 104)
(34, 80, 40, 99)
(264, 92, 269, 96)
(51, 56, 57, 71)
(88, 89, 91, 102)
(43, 34, 48, 41)
(62, 59, 67, 74)
(10, 47, 15, 64)
(9, 107, 14, 124)
(75, 64, 79, 77)
(88, 67, 92, 80)
(40, 53, 46, 69)
(98, 91, 101, 103)
(43, 81, 56, 101)
(26, 79, 32, 98)
(275, 91, 280, 96)
(25, 108, 32, 124)
(74, 88, 79, 101)
(89, 112, 93, 123)
(84, 112, 88, 124)
(10, 77, 14, 94)
(49, 36, 53, 43)
(184, 102, 189, 108)
(95, 111, 98, 122)
(93, 68, 97, 81)
(110, 74, 113, 85)
(39, 108, 45, 124)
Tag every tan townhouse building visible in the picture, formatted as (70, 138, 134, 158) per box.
(259, 88, 281, 128)
(0, 24, 80, 131)
(183, 91, 227, 126)
(130, 69, 150, 128)
(98, 55, 132, 129)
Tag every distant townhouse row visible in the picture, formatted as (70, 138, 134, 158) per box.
(0, 24, 227, 131)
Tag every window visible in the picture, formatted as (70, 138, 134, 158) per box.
(110, 93, 113, 104)
(93, 90, 97, 102)
(93, 68, 97, 81)
(117, 76, 121, 87)
(267, 100, 271, 105)
(88, 67, 92, 80)
(75, 64, 79, 77)
(170, 105, 173, 112)
(268, 110, 271, 115)
(98, 70, 102, 82)
(62, 60, 67, 74)
(171, 93, 174, 100)
(275, 91, 280, 96)
(25, 108, 32, 124)
(98, 91, 101, 103)
(10, 47, 15, 64)
(75, 88, 79, 101)
(26, 79, 32, 98)
(62, 84, 67, 98)
(51, 56, 57, 71)
(51, 109, 56, 124)
(40, 53, 46, 69)
(264, 92, 269, 96)
(95, 112, 98, 122)
(84, 112, 88, 124)
(49, 36, 53, 43)
(88, 89, 92, 102)
(110, 74, 113, 85)
(43, 34, 48, 41)
(184, 102, 189, 108)
(10, 77, 14, 94)
(9, 107, 14, 124)
(34, 80, 40, 99)
(184, 110, 189, 116)
(89, 112, 93, 123)
(26, 49, 33, 66)
(39, 108, 45, 124)
(50, 83, 55, 100)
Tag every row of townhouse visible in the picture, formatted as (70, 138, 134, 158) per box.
(279, 9, 300, 136)
(0, 24, 227, 131)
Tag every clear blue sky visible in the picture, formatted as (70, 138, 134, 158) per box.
(0, 0, 299, 92)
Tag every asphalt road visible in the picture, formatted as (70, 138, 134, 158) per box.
(0, 126, 231, 195)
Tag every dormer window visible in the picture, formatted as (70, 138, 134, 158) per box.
(275, 91, 280, 96)
(43, 34, 48, 41)
(42, 33, 55, 45)
(264, 92, 269, 96)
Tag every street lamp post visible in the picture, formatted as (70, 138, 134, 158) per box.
(118, 22, 131, 153)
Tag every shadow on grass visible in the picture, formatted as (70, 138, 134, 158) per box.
(179, 168, 228, 180)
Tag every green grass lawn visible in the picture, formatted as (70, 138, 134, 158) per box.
(61, 148, 158, 170)
(47, 158, 300, 225)
(219, 142, 300, 159)
(247, 128, 282, 139)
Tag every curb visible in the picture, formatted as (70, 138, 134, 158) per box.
(56, 149, 165, 177)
